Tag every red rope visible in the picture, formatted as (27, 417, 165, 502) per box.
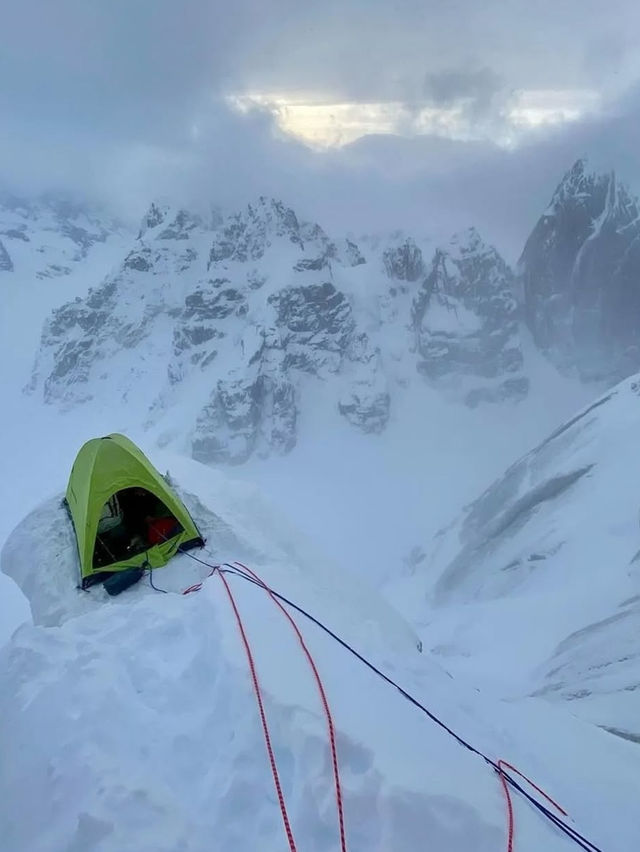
(497, 759, 568, 852)
(182, 581, 204, 595)
(235, 561, 348, 852)
(497, 764, 515, 852)
(216, 569, 298, 852)
(181, 566, 216, 596)
(180, 561, 571, 852)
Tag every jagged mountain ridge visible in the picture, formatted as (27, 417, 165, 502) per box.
(413, 228, 527, 406)
(28, 197, 527, 463)
(519, 158, 640, 383)
(28, 155, 640, 465)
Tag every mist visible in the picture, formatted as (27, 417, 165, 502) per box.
(2, 5, 640, 850)
(3, 0, 640, 641)
(1, 0, 640, 260)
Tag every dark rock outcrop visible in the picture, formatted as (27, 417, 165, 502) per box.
(31, 198, 389, 456)
(412, 228, 527, 404)
(383, 238, 425, 282)
(520, 158, 640, 382)
(0, 239, 13, 271)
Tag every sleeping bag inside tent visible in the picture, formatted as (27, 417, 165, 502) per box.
(65, 434, 204, 588)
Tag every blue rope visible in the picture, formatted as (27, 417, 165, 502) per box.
(143, 558, 167, 594)
(220, 562, 603, 852)
(161, 548, 604, 852)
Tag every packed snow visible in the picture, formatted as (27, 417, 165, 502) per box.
(388, 374, 640, 743)
(2, 448, 639, 851)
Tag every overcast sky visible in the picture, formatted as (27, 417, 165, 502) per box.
(2, 0, 640, 257)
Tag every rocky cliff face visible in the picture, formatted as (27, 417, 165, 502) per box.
(20, 157, 640, 465)
(0, 239, 13, 272)
(27, 195, 529, 463)
(519, 158, 640, 383)
(30, 198, 390, 463)
(383, 238, 425, 282)
(412, 229, 527, 406)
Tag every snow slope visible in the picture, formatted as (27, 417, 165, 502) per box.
(2, 451, 639, 851)
(391, 373, 640, 742)
(1, 179, 638, 850)
(0, 196, 131, 644)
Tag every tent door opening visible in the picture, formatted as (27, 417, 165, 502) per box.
(93, 487, 183, 569)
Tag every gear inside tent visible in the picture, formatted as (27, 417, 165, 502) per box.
(65, 433, 204, 590)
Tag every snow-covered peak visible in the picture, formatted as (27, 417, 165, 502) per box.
(0, 192, 126, 279)
(439, 227, 512, 280)
(27, 196, 397, 459)
(382, 236, 425, 281)
(137, 200, 172, 237)
(599, 169, 639, 227)
(410, 228, 526, 406)
(545, 158, 603, 210)
(209, 197, 306, 265)
(27, 195, 532, 465)
(520, 160, 640, 383)
(544, 159, 638, 227)
(448, 225, 483, 253)
(137, 200, 222, 241)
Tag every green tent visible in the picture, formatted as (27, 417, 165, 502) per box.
(66, 433, 204, 588)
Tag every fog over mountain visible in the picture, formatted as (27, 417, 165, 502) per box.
(2, 4, 640, 851)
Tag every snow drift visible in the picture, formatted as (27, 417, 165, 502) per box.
(401, 373, 640, 742)
(2, 453, 639, 851)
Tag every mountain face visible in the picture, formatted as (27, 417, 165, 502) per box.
(0, 193, 123, 280)
(28, 199, 525, 463)
(519, 159, 640, 383)
(406, 374, 640, 740)
(412, 228, 527, 407)
(16, 158, 640, 465)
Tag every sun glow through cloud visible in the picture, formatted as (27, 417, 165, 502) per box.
(229, 89, 602, 149)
